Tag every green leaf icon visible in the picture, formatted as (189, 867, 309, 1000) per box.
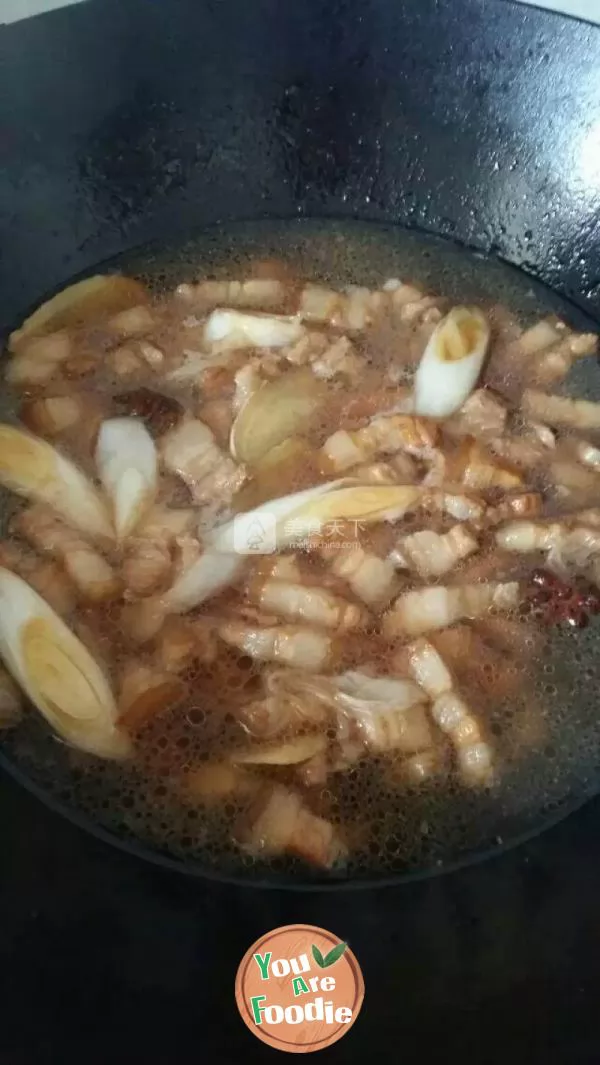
(311, 944, 326, 968)
(322, 942, 348, 967)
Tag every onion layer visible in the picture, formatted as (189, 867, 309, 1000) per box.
(0, 568, 130, 759)
(95, 417, 158, 540)
(230, 368, 325, 465)
(9, 275, 148, 351)
(414, 306, 490, 417)
(0, 424, 114, 541)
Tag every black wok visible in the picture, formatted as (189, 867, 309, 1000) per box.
(1, 0, 600, 886)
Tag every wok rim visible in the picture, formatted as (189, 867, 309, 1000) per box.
(505, 0, 598, 30)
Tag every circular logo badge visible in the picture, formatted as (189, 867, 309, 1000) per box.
(235, 924, 364, 1053)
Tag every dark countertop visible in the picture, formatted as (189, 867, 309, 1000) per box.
(2, 765, 600, 1065)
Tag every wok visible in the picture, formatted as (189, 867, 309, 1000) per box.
(1, 0, 600, 886)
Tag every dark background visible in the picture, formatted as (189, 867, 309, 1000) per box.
(1, 0, 600, 1061)
(4, 769, 600, 1064)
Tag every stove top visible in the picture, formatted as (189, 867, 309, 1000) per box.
(2, 764, 600, 1064)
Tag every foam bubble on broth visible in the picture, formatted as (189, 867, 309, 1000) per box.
(2, 219, 600, 881)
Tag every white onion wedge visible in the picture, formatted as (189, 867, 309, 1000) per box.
(293, 483, 422, 529)
(204, 309, 304, 349)
(414, 306, 490, 417)
(95, 418, 157, 540)
(0, 569, 130, 759)
(208, 481, 422, 555)
(162, 550, 244, 614)
(0, 424, 113, 540)
(9, 275, 148, 351)
(230, 368, 325, 464)
(207, 481, 346, 554)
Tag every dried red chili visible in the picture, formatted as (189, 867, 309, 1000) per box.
(526, 568, 600, 629)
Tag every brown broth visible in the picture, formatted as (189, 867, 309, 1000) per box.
(2, 219, 600, 882)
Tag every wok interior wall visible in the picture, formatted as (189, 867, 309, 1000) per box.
(1, 0, 599, 331)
